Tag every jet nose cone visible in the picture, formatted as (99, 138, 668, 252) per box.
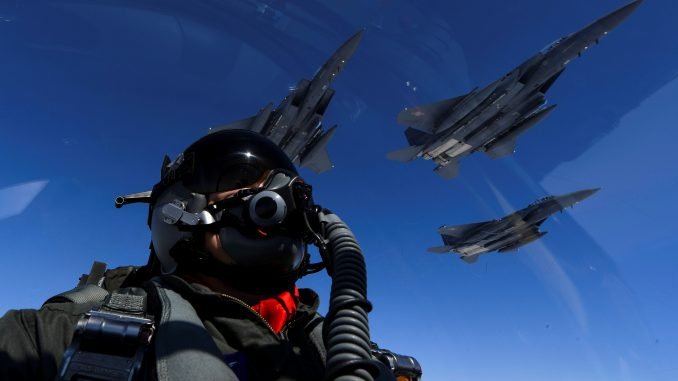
(555, 188, 600, 208)
(337, 29, 365, 58)
(314, 30, 364, 84)
(599, 0, 643, 31)
(574, 187, 601, 202)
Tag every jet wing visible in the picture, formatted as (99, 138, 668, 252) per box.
(497, 227, 546, 253)
(397, 94, 468, 133)
(538, 67, 566, 94)
(483, 103, 557, 160)
(301, 148, 332, 174)
(438, 222, 487, 237)
(437, 221, 489, 247)
(298, 125, 338, 174)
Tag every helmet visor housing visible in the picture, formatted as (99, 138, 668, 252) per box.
(180, 130, 298, 194)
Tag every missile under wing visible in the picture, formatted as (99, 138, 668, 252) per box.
(211, 30, 364, 173)
(428, 188, 599, 263)
(388, 0, 642, 179)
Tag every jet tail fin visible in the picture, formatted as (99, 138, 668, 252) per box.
(386, 145, 423, 162)
(397, 94, 468, 133)
(160, 155, 172, 178)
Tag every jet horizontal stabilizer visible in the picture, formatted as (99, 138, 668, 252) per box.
(397, 94, 468, 133)
(386, 144, 423, 162)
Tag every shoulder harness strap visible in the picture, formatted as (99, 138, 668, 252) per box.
(148, 278, 238, 381)
(56, 287, 155, 381)
(43, 284, 110, 306)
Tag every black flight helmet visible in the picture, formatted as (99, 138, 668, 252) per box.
(180, 129, 298, 194)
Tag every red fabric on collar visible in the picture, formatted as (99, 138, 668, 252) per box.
(249, 286, 300, 333)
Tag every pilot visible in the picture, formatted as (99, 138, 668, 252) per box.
(0, 129, 328, 380)
(0, 129, 423, 381)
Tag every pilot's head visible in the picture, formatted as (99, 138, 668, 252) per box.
(148, 129, 313, 291)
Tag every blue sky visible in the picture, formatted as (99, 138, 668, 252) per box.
(1, 0, 677, 379)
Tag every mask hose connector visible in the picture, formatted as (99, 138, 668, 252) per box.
(318, 211, 386, 381)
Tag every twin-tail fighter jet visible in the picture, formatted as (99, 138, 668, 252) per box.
(388, 1, 642, 179)
(211, 30, 364, 174)
(428, 188, 600, 263)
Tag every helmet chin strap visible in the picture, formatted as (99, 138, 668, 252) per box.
(169, 238, 301, 294)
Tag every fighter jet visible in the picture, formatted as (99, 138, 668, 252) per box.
(210, 30, 364, 174)
(428, 188, 600, 263)
(388, 0, 642, 179)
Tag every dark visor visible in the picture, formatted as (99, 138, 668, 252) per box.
(180, 130, 297, 194)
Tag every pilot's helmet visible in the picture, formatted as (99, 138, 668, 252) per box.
(148, 129, 307, 285)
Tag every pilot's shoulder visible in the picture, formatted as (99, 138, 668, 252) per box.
(0, 305, 79, 379)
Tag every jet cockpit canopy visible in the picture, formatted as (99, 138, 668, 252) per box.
(529, 195, 555, 206)
(540, 37, 567, 54)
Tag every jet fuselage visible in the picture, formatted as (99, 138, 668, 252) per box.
(431, 188, 600, 262)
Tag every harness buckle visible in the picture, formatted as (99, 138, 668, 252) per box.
(57, 308, 155, 381)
